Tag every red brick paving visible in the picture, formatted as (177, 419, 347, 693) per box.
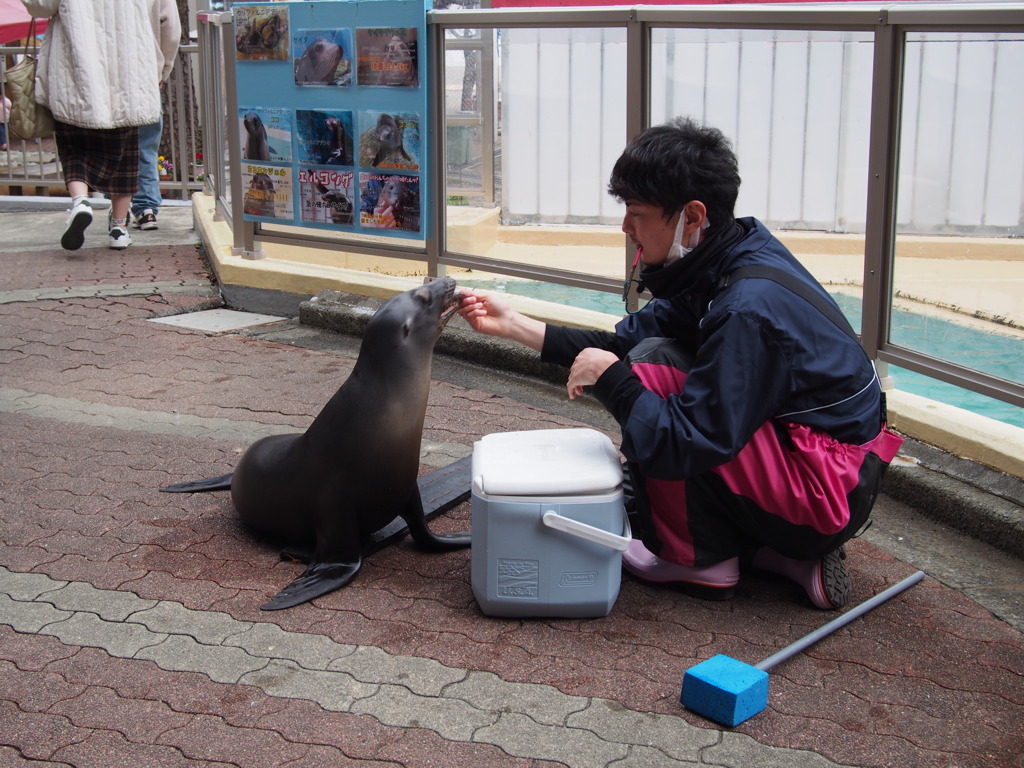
(1, 240, 1022, 767)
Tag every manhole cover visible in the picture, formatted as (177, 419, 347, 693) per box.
(148, 308, 287, 333)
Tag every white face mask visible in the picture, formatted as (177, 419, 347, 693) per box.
(664, 214, 711, 266)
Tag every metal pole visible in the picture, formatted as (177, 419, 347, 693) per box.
(756, 571, 925, 672)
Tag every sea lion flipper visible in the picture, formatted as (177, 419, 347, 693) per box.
(260, 559, 361, 611)
(403, 492, 471, 551)
(160, 473, 234, 493)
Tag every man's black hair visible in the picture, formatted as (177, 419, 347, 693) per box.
(607, 117, 741, 230)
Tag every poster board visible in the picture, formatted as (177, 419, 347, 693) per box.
(233, 0, 429, 240)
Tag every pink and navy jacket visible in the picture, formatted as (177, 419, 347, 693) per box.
(542, 218, 888, 480)
(541, 217, 902, 564)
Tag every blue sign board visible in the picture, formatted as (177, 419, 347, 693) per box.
(233, 0, 431, 240)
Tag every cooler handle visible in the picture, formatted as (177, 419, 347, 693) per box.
(542, 510, 632, 551)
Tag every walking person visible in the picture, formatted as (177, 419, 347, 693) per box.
(0, 94, 10, 151)
(23, 0, 180, 251)
(458, 117, 903, 609)
(132, 118, 164, 230)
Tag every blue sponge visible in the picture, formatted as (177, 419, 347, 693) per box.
(680, 654, 770, 727)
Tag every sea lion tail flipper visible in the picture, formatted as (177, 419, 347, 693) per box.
(405, 493, 473, 552)
(404, 457, 472, 551)
(160, 473, 234, 493)
(260, 559, 361, 611)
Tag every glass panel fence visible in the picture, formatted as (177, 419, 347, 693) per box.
(891, 31, 1024, 425)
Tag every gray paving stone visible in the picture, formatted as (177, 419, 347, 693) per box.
(331, 645, 466, 696)
(239, 658, 378, 711)
(567, 698, 720, 760)
(473, 710, 629, 767)
(45, 581, 158, 622)
(608, 744, 702, 767)
(43, 611, 167, 658)
(706, 732, 854, 768)
(0, 280, 216, 305)
(0, 593, 73, 633)
(129, 601, 252, 644)
(446, 669, 588, 726)
(1, 567, 69, 600)
(225, 621, 357, 670)
(351, 683, 496, 741)
(134, 633, 269, 684)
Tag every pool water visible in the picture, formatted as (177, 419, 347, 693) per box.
(460, 278, 1024, 429)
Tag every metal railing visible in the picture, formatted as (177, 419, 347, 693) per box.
(10, 4, 1024, 417)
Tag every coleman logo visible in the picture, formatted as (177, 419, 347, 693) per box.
(559, 571, 598, 587)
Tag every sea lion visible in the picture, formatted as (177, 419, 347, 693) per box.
(377, 35, 416, 86)
(243, 112, 272, 161)
(324, 116, 350, 165)
(236, 12, 285, 55)
(161, 278, 471, 610)
(296, 37, 343, 85)
(316, 182, 353, 225)
(243, 173, 276, 217)
(369, 113, 413, 167)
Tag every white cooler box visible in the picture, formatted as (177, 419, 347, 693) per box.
(470, 428, 631, 618)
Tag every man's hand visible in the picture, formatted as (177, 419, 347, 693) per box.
(457, 288, 515, 337)
(457, 288, 546, 352)
(567, 348, 619, 399)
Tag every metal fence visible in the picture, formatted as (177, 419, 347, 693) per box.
(493, 25, 1024, 235)
(7, 4, 1023, 416)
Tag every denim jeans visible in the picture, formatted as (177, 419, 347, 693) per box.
(132, 118, 163, 218)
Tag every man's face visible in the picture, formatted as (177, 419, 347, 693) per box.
(621, 201, 680, 267)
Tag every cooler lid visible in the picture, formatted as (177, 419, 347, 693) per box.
(473, 428, 622, 496)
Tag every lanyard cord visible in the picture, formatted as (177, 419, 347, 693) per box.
(622, 247, 644, 311)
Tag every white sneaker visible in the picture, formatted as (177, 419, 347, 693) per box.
(61, 199, 93, 251)
(108, 225, 132, 250)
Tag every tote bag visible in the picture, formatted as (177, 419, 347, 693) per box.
(4, 19, 55, 140)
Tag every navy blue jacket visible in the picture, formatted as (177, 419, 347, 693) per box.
(541, 218, 884, 481)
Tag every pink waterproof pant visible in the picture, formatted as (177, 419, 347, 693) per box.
(630, 354, 903, 567)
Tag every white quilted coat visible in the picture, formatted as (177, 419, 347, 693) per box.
(22, 0, 180, 129)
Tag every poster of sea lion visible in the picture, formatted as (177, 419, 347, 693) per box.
(360, 172, 420, 232)
(293, 28, 352, 86)
(296, 109, 354, 167)
(242, 163, 294, 220)
(356, 27, 418, 87)
(358, 111, 420, 171)
(238, 107, 292, 164)
(235, 5, 290, 61)
(299, 168, 355, 226)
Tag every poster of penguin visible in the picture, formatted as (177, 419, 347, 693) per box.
(235, 4, 290, 61)
(358, 111, 420, 171)
(360, 173, 420, 232)
(293, 28, 352, 86)
(356, 27, 418, 87)
(296, 109, 354, 167)
(299, 168, 355, 226)
(238, 107, 292, 164)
